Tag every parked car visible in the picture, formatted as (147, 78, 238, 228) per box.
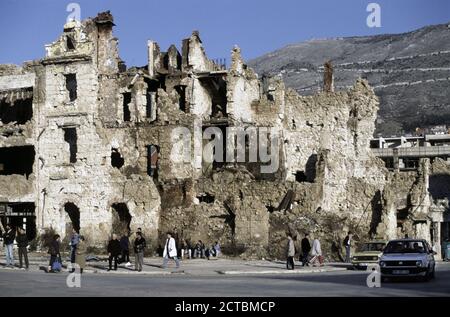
(379, 239, 436, 281)
(351, 240, 386, 269)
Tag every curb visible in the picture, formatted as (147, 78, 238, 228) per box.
(92, 269, 177, 276)
(217, 267, 347, 275)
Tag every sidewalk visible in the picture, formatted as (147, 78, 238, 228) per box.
(0, 252, 348, 276)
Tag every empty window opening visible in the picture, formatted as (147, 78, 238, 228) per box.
(111, 203, 132, 234)
(147, 145, 159, 177)
(63, 127, 77, 163)
(304, 154, 318, 182)
(145, 79, 159, 119)
(197, 193, 215, 204)
(295, 171, 308, 182)
(202, 124, 227, 173)
(64, 74, 77, 101)
(64, 202, 80, 233)
(66, 36, 75, 50)
(0, 202, 37, 241)
(267, 93, 274, 102)
(0, 146, 34, 178)
(122, 92, 131, 122)
(0, 97, 33, 124)
(199, 76, 227, 118)
(175, 85, 186, 112)
(111, 148, 124, 169)
(146, 92, 153, 118)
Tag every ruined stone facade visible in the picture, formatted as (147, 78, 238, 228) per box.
(1, 12, 447, 259)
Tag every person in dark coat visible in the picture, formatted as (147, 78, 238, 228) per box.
(301, 233, 311, 266)
(133, 232, 146, 272)
(119, 232, 130, 266)
(16, 228, 29, 269)
(3, 225, 16, 267)
(107, 234, 121, 271)
(48, 234, 61, 273)
(193, 240, 205, 258)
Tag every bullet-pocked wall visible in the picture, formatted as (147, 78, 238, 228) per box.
(0, 11, 443, 259)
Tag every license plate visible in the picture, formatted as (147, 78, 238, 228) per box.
(392, 270, 409, 275)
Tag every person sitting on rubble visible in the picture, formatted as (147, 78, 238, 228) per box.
(180, 239, 191, 259)
(193, 240, 205, 258)
(205, 244, 216, 260)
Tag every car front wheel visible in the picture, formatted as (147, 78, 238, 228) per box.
(430, 265, 435, 279)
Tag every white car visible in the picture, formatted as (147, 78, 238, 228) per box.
(379, 239, 436, 281)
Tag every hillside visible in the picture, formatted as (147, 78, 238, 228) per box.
(248, 22, 450, 136)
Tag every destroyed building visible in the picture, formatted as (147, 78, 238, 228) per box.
(0, 11, 448, 259)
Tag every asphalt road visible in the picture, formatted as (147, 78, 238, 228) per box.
(0, 262, 449, 297)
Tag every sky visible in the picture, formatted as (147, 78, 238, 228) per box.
(0, 0, 449, 66)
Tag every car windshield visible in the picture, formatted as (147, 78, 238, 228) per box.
(383, 241, 427, 254)
(357, 243, 385, 252)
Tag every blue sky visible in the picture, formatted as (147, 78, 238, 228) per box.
(0, 0, 449, 66)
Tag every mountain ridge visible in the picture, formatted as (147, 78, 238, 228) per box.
(249, 22, 450, 135)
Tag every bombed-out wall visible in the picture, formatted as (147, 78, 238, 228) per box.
(0, 11, 442, 259)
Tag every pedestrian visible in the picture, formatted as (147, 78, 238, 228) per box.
(16, 227, 29, 270)
(75, 235, 87, 274)
(310, 236, 323, 267)
(162, 232, 180, 269)
(70, 228, 79, 271)
(193, 240, 205, 258)
(343, 231, 353, 263)
(120, 231, 131, 267)
(300, 233, 311, 266)
(133, 232, 146, 272)
(286, 233, 295, 270)
(213, 241, 221, 257)
(107, 234, 121, 271)
(3, 225, 16, 267)
(48, 234, 61, 273)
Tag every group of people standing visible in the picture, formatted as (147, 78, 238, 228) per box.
(106, 228, 147, 272)
(286, 232, 323, 270)
(47, 229, 87, 273)
(2, 225, 30, 269)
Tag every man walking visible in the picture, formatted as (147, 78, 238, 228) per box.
(286, 233, 295, 270)
(301, 233, 311, 266)
(107, 234, 121, 271)
(162, 232, 180, 269)
(133, 232, 146, 272)
(16, 228, 29, 270)
(343, 231, 353, 263)
(310, 235, 323, 267)
(3, 225, 15, 267)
